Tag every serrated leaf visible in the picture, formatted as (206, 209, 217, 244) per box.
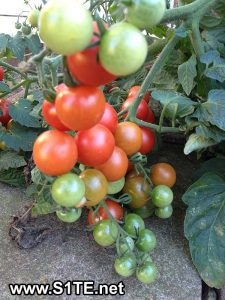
(184, 133, 217, 155)
(8, 32, 27, 61)
(9, 99, 41, 128)
(0, 33, 10, 51)
(32, 189, 56, 217)
(183, 173, 225, 288)
(200, 50, 225, 82)
(0, 151, 26, 171)
(26, 34, 42, 55)
(31, 167, 46, 185)
(196, 124, 225, 143)
(178, 55, 197, 95)
(152, 90, 195, 118)
(192, 158, 225, 181)
(0, 82, 11, 93)
(0, 168, 26, 187)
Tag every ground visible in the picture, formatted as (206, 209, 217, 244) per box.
(0, 143, 203, 300)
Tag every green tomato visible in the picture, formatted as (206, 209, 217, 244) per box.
(155, 204, 173, 219)
(136, 229, 156, 252)
(152, 185, 173, 208)
(118, 236, 135, 254)
(39, 0, 93, 55)
(136, 262, 157, 284)
(22, 24, 31, 35)
(114, 253, 136, 277)
(108, 177, 125, 194)
(126, 0, 166, 30)
(99, 22, 148, 76)
(28, 9, 40, 28)
(123, 213, 145, 237)
(56, 207, 81, 223)
(51, 173, 85, 208)
(138, 252, 153, 264)
(132, 200, 155, 218)
(93, 220, 118, 247)
(15, 22, 22, 30)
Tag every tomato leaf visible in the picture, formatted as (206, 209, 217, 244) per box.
(183, 172, 225, 288)
(0, 82, 11, 93)
(0, 168, 26, 187)
(200, 50, 225, 82)
(178, 55, 197, 96)
(32, 189, 57, 217)
(192, 158, 225, 181)
(0, 151, 26, 171)
(184, 133, 216, 155)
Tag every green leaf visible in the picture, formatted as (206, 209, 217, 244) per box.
(31, 167, 46, 185)
(0, 82, 11, 93)
(152, 90, 195, 118)
(196, 124, 225, 143)
(192, 158, 225, 181)
(200, 15, 222, 28)
(7, 32, 27, 61)
(178, 55, 197, 95)
(0, 122, 40, 151)
(32, 189, 56, 217)
(26, 34, 42, 55)
(183, 173, 225, 288)
(0, 151, 26, 171)
(9, 99, 42, 128)
(0, 168, 26, 187)
(0, 33, 10, 51)
(184, 133, 216, 155)
(200, 50, 225, 82)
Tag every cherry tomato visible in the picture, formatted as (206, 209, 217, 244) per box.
(155, 205, 173, 219)
(39, 0, 93, 55)
(67, 22, 117, 86)
(108, 177, 125, 194)
(99, 23, 148, 76)
(118, 236, 135, 254)
(55, 83, 68, 94)
(96, 146, 128, 181)
(136, 229, 156, 252)
(56, 207, 82, 223)
(51, 173, 85, 207)
(0, 67, 4, 81)
(121, 97, 149, 121)
(76, 124, 115, 167)
(22, 23, 31, 35)
(93, 220, 118, 246)
(123, 176, 150, 208)
(55, 86, 106, 131)
(6, 119, 13, 130)
(145, 108, 155, 123)
(42, 100, 70, 131)
(114, 253, 136, 277)
(126, 0, 166, 30)
(127, 161, 134, 173)
(33, 130, 78, 176)
(80, 169, 108, 207)
(28, 9, 40, 28)
(126, 169, 144, 180)
(99, 103, 118, 134)
(139, 127, 155, 154)
(87, 199, 123, 225)
(132, 201, 155, 219)
(136, 262, 157, 284)
(114, 122, 142, 156)
(152, 185, 173, 208)
(150, 162, 176, 187)
(123, 213, 145, 237)
(0, 99, 12, 125)
(128, 86, 150, 104)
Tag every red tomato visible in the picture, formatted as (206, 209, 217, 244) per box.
(127, 161, 134, 173)
(139, 127, 155, 154)
(87, 199, 123, 225)
(33, 130, 78, 176)
(0, 99, 12, 125)
(55, 83, 68, 94)
(42, 100, 70, 131)
(121, 96, 149, 120)
(55, 86, 106, 131)
(75, 124, 115, 166)
(96, 146, 128, 181)
(67, 22, 117, 86)
(145, 108, 155, 123)
(0, 67, 4, 81)
(114, 122, 142, 156)
(128, 86, 150, 104)
(99, 103, 118, 134)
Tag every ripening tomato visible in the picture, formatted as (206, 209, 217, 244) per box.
(139, 127, 155, 154)
(87, 199, 123, 225)
(99, 103, 118, 134)
(128, 86, 150, 104)
(55, 86, 106, 131)
(42, 100, 70, 131)
(0, 67, 4, 81)
(0, 99, 12, 125)
(121, 97, 149, 121)
(33, 130, 77, 176)
(150, 163, 176, 187)
(96, 146, 128, 181)
(67, 22, 117, 86)
(80, 169, 108, 206)
(114, 122, 142, 156)
(76, 124, 115, 166)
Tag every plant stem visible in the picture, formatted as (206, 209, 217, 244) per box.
(0, 78, 36, 98)
(162, 0, 217, 23)
(190, 17, 204, 58)
(0, 60, 27, 79)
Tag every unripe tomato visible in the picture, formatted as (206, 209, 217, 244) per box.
(93, 220, 118, 247)
(150, 162, 176, 187)
(136, 262, 157, 284)
(107, 177, 125, 194)
(33, 130, 78, 176)
(22, 23, 31, 35)
(123, 213, 145, 237)
(28, 9, 40, 28)
(0, 99, 12, 125)
(114, 253, 136, 277)
(39, 0, 93, 55)
(56, 207, 82, 223)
